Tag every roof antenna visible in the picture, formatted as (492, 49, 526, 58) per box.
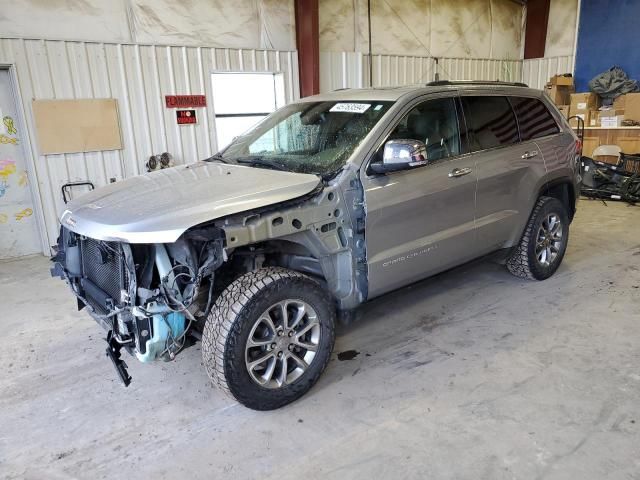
(368, 0, 373, 87)
(434, 58, 440, 82)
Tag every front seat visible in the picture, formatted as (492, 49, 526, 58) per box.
(408, 113, 450, 160)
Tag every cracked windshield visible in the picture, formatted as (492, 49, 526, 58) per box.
(215, 101, 393, 176)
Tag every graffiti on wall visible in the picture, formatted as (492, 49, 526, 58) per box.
(0, 159, 16, 176)
(0, 134, 18, 145)
(0, 115, 32, 227)
(18, 170, 27, 187)
(14, 208, 32, 221)
(0, 158, 16, 198)
(3, 116, 17, 135)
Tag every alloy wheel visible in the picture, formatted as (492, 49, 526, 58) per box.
(244, 300, 320, 389)
(535, 213, 563, 267)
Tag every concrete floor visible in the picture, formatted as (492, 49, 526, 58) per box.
(1, 200, 639, 480)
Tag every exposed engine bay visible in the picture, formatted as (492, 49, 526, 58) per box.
(51, 226, 225, 384)
(50, 167, 368, 386)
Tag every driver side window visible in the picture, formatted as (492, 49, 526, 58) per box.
(389, 97, 461, 162)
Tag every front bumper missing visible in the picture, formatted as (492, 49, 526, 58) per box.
(57, 265, 135, 386)
(106, 330, 132, 387)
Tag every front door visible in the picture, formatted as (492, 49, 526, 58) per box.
(0, 68, 40, 258)
(362, 96, 478, 298)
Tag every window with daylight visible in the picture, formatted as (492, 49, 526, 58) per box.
(211, 72, 286, 149)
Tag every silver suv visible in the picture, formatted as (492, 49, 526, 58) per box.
(52, 81, 580, 410)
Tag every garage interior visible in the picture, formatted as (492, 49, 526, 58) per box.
(1, 0, 639, 478)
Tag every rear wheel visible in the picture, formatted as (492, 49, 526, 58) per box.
(202, 268, 335, 410)
(507, 196, 569, 280)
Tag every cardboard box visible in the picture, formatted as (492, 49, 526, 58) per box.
(600, 115, 624, 127)
(557, 105, 570, 119)
(611, 92, 640, 110)
(570, 92, 600, 111)
(613, 94, 627, 110)
(598, 107, 626, 128)
(546, 84, 573, 106)
(598, 109, 625, 121)
(567, 106, 597, 127)
(623, 93, 640, 121)
(549, 75, 574, 87)
(569, 110, 591, 128)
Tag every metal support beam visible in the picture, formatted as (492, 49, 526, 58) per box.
(524, 0, 550, 59)
(294, 0, 320, 97)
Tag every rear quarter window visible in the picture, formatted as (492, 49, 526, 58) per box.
(460, 96, 520, 152)
(510, 96, 560, 141)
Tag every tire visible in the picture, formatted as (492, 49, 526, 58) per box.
(506, 196, 570, 280)
(202, 267, 336, 410)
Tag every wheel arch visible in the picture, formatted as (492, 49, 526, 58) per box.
(538, 178, 577, 221)
(223, 234, 360, 309)
(260, 238, 326, 280)
(506, 175, 576, 249)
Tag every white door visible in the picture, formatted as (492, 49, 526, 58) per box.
(0, 68, 40, 258)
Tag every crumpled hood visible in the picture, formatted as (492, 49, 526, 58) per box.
(60, 162, 321, 243)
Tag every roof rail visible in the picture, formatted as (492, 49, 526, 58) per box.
(426, 80, 529, 88)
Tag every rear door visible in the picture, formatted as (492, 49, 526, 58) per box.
(362, 95, 479, 298)
(511, 95, 567, 178)
(459, 94, 547, 253)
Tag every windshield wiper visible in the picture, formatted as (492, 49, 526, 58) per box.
(203, 153, 229, 163)
(236, 157, 288, 171)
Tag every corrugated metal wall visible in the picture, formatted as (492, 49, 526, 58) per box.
(522, 55, 575, 90)
(319, 52, 365, 91)
(0, 38, 298, 251)
(367, 55, 436, 87)
(437, 57, 522, 83)
(320, 52, 522, 92)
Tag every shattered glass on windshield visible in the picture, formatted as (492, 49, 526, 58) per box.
(215, 101, 394, 176)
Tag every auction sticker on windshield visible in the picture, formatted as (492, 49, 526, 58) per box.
(330, 103, 371, 113)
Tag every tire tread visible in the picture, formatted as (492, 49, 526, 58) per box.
(506, 196, 568, 280)
(202, 267, 335, 409)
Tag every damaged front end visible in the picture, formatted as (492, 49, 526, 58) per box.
(51, 226, 224, 385)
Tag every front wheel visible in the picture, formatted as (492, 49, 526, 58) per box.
(202, 268, 336, 410)
(507, 196, 570, 280)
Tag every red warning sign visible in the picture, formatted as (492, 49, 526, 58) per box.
(176, 109, 197, 125)
(165, 95, 206, 108)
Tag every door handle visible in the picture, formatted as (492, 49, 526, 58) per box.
(521, 150, 539, 159)
(448, 167, 472, 178)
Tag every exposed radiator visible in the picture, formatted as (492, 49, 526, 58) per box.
(80, 237, 127, 314)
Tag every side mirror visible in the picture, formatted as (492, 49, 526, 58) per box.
(369, 139, 428, 174)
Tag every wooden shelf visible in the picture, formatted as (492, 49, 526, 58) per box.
(576, 126, 640, 157)
(576, 126, 640, 130)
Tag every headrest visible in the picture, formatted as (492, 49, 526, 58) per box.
(408, 114, 433, 140)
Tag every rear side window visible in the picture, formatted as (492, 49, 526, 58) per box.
(460, 96, 519, 151)
(510, 96, 560, 140)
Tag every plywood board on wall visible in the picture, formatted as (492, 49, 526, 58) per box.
(32, 99, 122, 155)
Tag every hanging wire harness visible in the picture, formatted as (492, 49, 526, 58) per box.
(51, 227, 225, 385)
